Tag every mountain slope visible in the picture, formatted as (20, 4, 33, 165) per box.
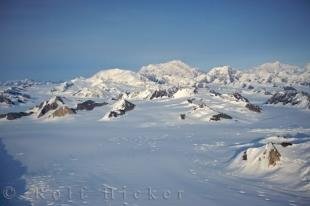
(205, 66, 236, 84)
(139, 60, 205, 87)
(87, 68, 151, 87)
(10, 60, 309, 103)
(52, 68, 159, 99)
(237, 61, 309, 85)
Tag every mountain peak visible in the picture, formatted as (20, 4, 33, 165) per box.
(87, 68, 149, 87)
(255, 61, 301, 73)
(208, 65, 232, 72)
(163, 59, 190, 66)
(205, 65, 236, 84)
(139, 60, 199, 86)
(140, 60, 194, 73)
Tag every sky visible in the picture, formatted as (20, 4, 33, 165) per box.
(0, 0, 309, 81)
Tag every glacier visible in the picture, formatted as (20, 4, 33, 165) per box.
(0, 60, 309, 206)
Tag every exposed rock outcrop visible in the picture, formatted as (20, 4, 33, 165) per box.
(231, 142, 282, 174)
(30, 96, 76, 118)
(0, 94, 15, 105)
(231, 92, 249, 103)
(102, 99, 135, 119)
(280, 142, 293, 147)
(180, 114, 186, 120)
(283, 86, 297, 91)
(150, 87, 178, 100)
(150, 90, 169, 99)
(37, 96, 65, 118)
(267, 144, 281, 167)
(245, 103, 262, 113)
(107, 110, 125, 118)
(210, 113, 232, 121)
(52, 106, 76, 117)
(224, 92, 262, 113)
(76, 100, 107, 111)
(266, 90, 310, 109)
(4, 87, 31, 99)
(0, 87, 31, 105)
(209, 90, 221, 96)
(0, 111, 33, 120)
(264, 90, 272, 95)
(1, 96, 78, 120)
(242, 151, 247, 160)
(242, 143, 281, 167)
(187, 98, 195, 103)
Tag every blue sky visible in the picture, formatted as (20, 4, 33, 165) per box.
(0, 0, 309, 81)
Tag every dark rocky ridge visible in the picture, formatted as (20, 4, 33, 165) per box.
(0, 87, 31, 105)
(0, 111, 33, 120)
(230, 92, 262, 112)
(245, 103, 262, 113)
(76, 100, 108, 111)
(266, 90, 310, 109)
(209, 90, 221, 96)
(283, 86, 297, 91)
(37, 96, 65, 118)
(0, 94, 15, 105)
(150, 87, 178, 100)
(0, 97, 107, 120)
(232, 92, 249, 102)
(280, 142, 293, 147)
(187, 98, 195, 104)
(210, 113, 232, 121)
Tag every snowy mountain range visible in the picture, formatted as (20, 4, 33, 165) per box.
(1, 60, 309, 110)
(44, 60, 309, 99)
(1, 60, 310, 206)
(139, 60, 309, 86)
(1, 60, 309, 92)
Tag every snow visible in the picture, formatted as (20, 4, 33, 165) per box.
(259, 135, 296, 144)
(51, 69, 158, 100)
(0, 60, 310, 206)
(139, 60, 203, 87)
(266, 90, 310, 110)
(205, 66, 236, 84)
(87, 68, 150, 87)
(46, 60, 310, 101)
(230, 143, 280, 173)
(128, 89, 154, 100)
(173, 88, 196, 98)
(237, 61, 308, 85)
(100, 99, 135, 121)
(229, 135, 310, 193)
(109, 99, 131, 111)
